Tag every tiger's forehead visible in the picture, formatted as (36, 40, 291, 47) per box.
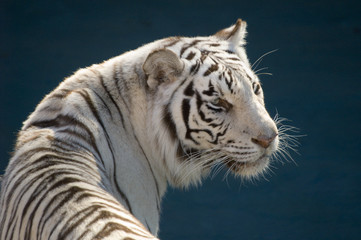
(177, 41, 256, 93)
(177, 38, 253, 73)
(164, 37, 258, 95)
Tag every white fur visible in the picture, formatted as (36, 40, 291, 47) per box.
(0, 20, 280, 239)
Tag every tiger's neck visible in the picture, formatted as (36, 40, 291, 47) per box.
(89, 53, 169, 235)
(21, 43, 173, 236)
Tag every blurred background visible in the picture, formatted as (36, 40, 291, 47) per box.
(1, 0, 360, 239)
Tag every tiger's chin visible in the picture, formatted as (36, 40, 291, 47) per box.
(225, 155, 271, 179)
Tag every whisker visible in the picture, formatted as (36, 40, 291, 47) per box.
(176, 149, 223, 184)
(272, 112, 303, 167)
(210, 155, 228, 179)
(254, 67, 269, 74)
(251, 49, 278, 71)
(256, 72, 273, 76)
(222, 157, 235, 181)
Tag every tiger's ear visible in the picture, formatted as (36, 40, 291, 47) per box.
(143, 49, 184, 89)
(214, 19, 247, 46)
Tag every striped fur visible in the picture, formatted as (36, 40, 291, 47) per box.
(0, 19, 280, 239)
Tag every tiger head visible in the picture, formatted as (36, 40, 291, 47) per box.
(144, 19, 279, 187)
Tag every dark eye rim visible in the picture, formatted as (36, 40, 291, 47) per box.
(211, 98, 233, 111)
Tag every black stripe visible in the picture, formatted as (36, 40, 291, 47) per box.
(28, 114, 87, 129)
(7, 220, 16, 240)
(48, 88, 73, 100)
(145, 219, 151, 232)
(226, 70, 234, 91)
(13, 132, 42, 150)
(113, 65, 131, 111)
(209, 120, 224, 128)
(163, 37, 181, 48)
(57, 128, 103, 165)
(28, 114, 102, 162)
(5, 163, 85, 228)
(202, 81, 216, 96)
(75, 192, 121, 207)
(34, 154, 99, 179)
(190, 60, 201, 75)
(15, 175, 81, 239)
(38, 186, 85, 239)
(36, 104, 62, 114)
(50, 143, 97, 164)
(21, 176, 81, 220)
(180, 93, 215, 145)
(28, 118, 60, 129)
(224, 75, 233, 91)
(54, 135, 104, 167)
(75, 197, 125, 220)
(181, 99, 198, 144)
(200, 50, 210, 62)
(183, 81, 194, 97)
(186, 51, 196, 60)
(196, 92, 213, 123)
(131, 133, 161, 212)
(180, 39, 202, 57)
(48, 212, 66, 239)
(163, 104, 178, 142)
(92, 89, 113, 120)
(209, 126, 228, 145)
(3, 160, 59, 224)
(16, 150, 99, 181)
(6, 142, 100, 212)
(58, 205, 101, 239)
(199, 109, 213, 123)
(99, 71, 127, 132)
(143, 79, 191, 205)
(86, 209, 147, 234)
(76, 229, 90, 240)
(253, 82, 261, 95)
(203, 64, 219, 76)
(76, 90, 134, 214)
(94, 221, 149, 239)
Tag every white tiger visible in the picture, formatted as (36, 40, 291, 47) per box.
(0, 19, 281, 239)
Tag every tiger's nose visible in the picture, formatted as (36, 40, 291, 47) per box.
(251, 133, 278, 149)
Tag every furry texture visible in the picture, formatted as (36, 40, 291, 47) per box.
(0, 19, 281, 239)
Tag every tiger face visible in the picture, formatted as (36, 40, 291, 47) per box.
(177, 54, 278, 176)
(144, 20, 279, 186)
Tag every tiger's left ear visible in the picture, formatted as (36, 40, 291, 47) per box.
(143, 49, 184, 89)
(214, 19, 247, 46)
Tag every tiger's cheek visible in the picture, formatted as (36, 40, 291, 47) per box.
(193, 131, 214, 145)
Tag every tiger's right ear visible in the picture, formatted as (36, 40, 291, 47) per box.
(143, 49, 184, 89)
(214, 19, 247, 46)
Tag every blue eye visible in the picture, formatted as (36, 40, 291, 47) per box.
(210, 98, 232, 111)
(212, 98, 220, 105)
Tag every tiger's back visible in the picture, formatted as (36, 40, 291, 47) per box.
(0, 51, 161, 239)
(0, 19, 284, 239)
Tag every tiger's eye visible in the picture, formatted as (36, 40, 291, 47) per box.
(213, 98, 232, 111)
(212, 98, 220, 105)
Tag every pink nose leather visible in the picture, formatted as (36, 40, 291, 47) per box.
(251, 134, 277, 148)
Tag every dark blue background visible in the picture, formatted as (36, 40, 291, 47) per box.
(1, 1, 360, 239)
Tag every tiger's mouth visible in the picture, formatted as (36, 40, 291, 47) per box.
(224, 154, 270, 176)
(177, 145, 203, 161)
(178, 145, 271, 178)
